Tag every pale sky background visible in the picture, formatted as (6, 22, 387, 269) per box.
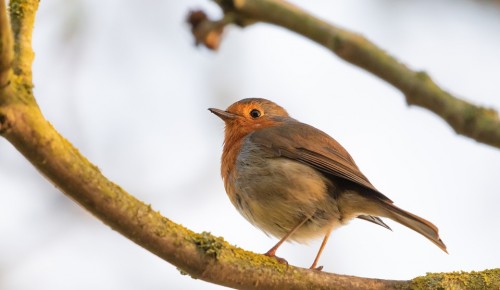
(1, 0, 500, 289)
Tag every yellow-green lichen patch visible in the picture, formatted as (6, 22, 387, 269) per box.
(410, 268, 500, 290)
(235, 247, 275, 267)
(188, 231, 289, 273)
(190, 231, 226, 259)
(415, 70, 430, 82)
(223, 244, 290, 275)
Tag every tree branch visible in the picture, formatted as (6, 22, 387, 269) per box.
(9, 0, 37, 84)
(0, 1, 408, 289)
(189, 0, 500, 149)
(1, 0, 499, 289)
(0, 0, 12, 88)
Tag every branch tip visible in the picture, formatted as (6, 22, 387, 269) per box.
(187, 10, 226, 50)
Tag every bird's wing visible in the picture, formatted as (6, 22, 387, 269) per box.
(249, 120, 392, 203)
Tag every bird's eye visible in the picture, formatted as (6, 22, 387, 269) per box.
(249, 109, 261, 119)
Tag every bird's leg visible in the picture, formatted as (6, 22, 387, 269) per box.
(264, 216, 310, 265)
(309, 225, 334, 271)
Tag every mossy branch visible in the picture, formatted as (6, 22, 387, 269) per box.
(0, 0, 13, 88)
(1, 0, 499, 289)
(189, 0, 500, 149)
(9, 0, 37, 85)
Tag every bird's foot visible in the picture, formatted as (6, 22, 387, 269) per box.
(264, 251, 288, 266)
(310, 265, 323, 271)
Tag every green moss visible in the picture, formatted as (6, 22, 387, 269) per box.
(415, 70, 430, 81)
(222, 244, 289, 274)
(190, 231, 226, 259)
(462, 104, 477, 120)
(8, 0, 36, 41)
(410, 268, 500, 290)
(8, 0, 25, 19)
(188, 230, 288, 274)
(3, 75, 32, 104)
(330, 35, 342, 51)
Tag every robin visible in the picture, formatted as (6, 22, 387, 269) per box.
(209, 98, 447, 270)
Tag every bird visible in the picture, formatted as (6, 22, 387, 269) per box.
(209, 98, 447, 270)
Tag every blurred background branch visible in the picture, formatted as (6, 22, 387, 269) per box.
(189, 0, 500, 149)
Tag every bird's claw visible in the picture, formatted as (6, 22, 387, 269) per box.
(310, 265, 323, 271)
(264, 252, 289, 266)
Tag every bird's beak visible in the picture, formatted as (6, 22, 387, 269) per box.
(208, 108, 238, 121)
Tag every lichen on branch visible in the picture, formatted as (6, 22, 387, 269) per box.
(1, 0, 499, 289)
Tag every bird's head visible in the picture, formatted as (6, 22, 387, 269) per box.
(209, 98, 290, 139)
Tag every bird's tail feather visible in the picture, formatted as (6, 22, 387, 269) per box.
(377, 201, 448, 253)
